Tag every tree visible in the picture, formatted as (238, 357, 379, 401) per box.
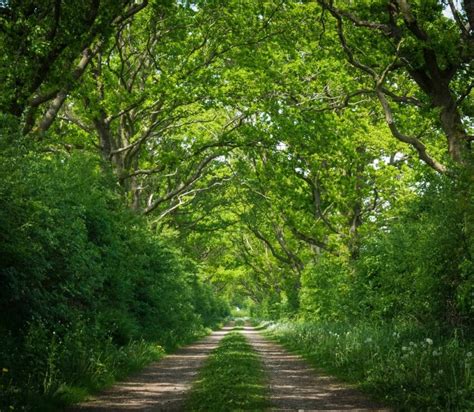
(316, 0, 473, 173)
(0, 0, 148, 133)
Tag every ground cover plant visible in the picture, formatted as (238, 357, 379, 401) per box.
(186, 331, 269, 411)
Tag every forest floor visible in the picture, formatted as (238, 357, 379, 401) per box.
(68, 325, 389, 411)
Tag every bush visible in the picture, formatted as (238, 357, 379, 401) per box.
(0, 148, 227, 410)
(298, 173, 474, 329)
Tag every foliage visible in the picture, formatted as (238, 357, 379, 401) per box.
(296, 173, 474, 329)
(186, 331, 269, 411)
(355, 174, 474, 328)
(0, 0, 146, 132)
(0, 146, 228, 410)
(0, 0, 473, 409)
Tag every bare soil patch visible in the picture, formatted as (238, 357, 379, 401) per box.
(67, 327, 232, 411)
(242, 326, 390, 412)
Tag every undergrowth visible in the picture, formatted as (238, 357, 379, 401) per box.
(0, 151, 229, 411)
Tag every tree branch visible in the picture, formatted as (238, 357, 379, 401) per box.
(249, 227, 293, 266)
(375, 86, 447, 173)
(317, 0, 393, 35)
(144, 154, 222, 214)
(34, 40, 104, 134)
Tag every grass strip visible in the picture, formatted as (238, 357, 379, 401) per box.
(186, 331, 269, 411)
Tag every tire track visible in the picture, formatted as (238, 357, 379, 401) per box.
(242, 326, 390, 412)
(68, 326, 232, 411)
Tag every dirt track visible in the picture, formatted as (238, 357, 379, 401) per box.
(242, 326, 389, 411)
(68, 327, 232, 411)
(68, 325, 389, 411)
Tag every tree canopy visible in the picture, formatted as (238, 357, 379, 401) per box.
(0, 0, 473, 409)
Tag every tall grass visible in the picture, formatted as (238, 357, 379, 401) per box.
(0, 320, 215, 411)
(1, 333, 166, 411)
(265, 321, 473, 410)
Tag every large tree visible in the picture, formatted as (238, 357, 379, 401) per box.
(316, 0, 473, 173)
(0, 0, 148, 133)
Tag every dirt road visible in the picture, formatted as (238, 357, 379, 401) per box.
(242, 326, 389, 411)
(68, 325, 389, 411)
(68, 327, 232, 411)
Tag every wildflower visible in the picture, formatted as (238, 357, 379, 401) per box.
(2, 367, 8, 373)
(365, 337, 372, 343)
(402, 346, 408, 351)
(438, 369, 444, 374)
(425, 338, 433, 345)
(466, 352, 472, 358)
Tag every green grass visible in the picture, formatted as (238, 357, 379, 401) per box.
(233, 318, 247, 327)
(3, 327, 214, 412)
(262, 320, 474, 411)
(28, 339, 167, 411)
(186, 331, 269, 411)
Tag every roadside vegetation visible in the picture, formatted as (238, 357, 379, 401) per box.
(247, 172, 474, 411)
(260, 321, 474, 411)
(0, 149, 228, 411)
(186, 331, 269, 411)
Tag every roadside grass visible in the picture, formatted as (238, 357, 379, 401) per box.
(6, 327, 216, 411)
(24, 339, 167, 411)
(261, 321, 474, 411)
(186, 331, 269, 411)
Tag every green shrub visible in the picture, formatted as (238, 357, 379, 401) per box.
(0, 149, 227, 410)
